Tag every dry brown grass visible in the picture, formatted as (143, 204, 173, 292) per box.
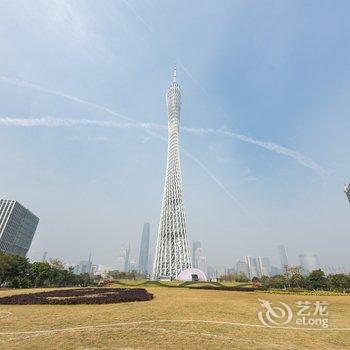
(0, 286, 349, 349)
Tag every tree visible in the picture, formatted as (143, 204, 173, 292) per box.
(31, 262, 53, 287)
(49, 258, 65, 270)
(217, 273, 249, 283)
(0, 252, 31, 287)
(260, 275, 272, 289)
(307, 269, 328, 290)
(289, 267, 305, 289)
(328, 274, 350, 292)
(0, 252, 93, 289)
(269, 275, 287, 289)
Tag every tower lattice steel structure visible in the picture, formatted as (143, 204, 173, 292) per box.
(153, 67, 192, 280)
(344, 184, 350, 203)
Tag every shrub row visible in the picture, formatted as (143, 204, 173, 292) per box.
(0, 288, 153, 305)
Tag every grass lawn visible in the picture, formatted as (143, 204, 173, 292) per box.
(0, 285, 349, 349)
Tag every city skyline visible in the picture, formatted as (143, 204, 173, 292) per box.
(0, 1, 349, 267)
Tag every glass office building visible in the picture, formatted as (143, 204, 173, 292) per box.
(138, 223, 150, 275)
(0, 199, 39, 256)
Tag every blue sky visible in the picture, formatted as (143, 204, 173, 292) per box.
(0, 0, 349, 268)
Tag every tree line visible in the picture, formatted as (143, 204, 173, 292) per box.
(220, 268, 350, 292)
(0, 251, 92, 288)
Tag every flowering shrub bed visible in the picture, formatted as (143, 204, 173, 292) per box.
(0, 288, 153, 305)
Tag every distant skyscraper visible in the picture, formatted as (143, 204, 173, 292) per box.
(124, 244, 130, 272)
(206, 265, 216, 280)
(236, 260, 249, 277)
(192, 241, 201, 268)
(74, 254, 92, 275)
(129, 258, 137, 271)
(153, 67, 191, 280)
(194, 247, 207, 274)
(138, 223, 150, 275)
(116, 245, 129, 272)
(278, 245, 289, 270)
(215, 266, 227, 278)
(299, 253, 320, 275)
(0, 199, 39, 256)
(257, 257, 271, 277)
(344, 184, 350, 203)
(244, 256, 260, 278)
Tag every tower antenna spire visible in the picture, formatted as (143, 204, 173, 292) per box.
(173, 64, 177, 83)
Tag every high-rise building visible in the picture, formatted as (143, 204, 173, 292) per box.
(124, 244, 130, 272)
(244, 256, 260, 278)
(257, 257, 271, 277)
(153, 67, 191, 280)
(0, 199, 39, 256)
(197, 256, 207, 275)
(278, 245, 289, 270)
(195, 248, 207, 274)
(116, 245, 129, 272)
(129, 258, 137, 271)
(74, 254, 92, 275)
(344, 184, 350, 203)
(192, 241, 201, 268)
(138, 223, 150, 276)
(206, 265, 216, 280)
(236, 260, 249, 277)
(299, 253, 320, 275)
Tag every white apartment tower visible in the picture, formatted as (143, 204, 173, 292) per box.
(153, 67, 192, 279)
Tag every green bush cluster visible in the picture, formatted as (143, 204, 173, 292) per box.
(217, 273, 250, 283)
(258, 269, 350, 292)
(0, 251, 92, 288)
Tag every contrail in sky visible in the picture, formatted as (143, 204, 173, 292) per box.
(176, 63, 327, 177)
(0, 114, 326, 177)
(0, 76, 132, 123)
(183, 127, 327, 177)
(122, 0, 153, 33)
(0, 74, 326, 220)
(0, 115, 257, 222)
(0, 116, 165, 130)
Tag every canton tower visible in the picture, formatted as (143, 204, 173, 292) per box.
(153, 67, 192, 280)
(344, 183, 350, 203)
